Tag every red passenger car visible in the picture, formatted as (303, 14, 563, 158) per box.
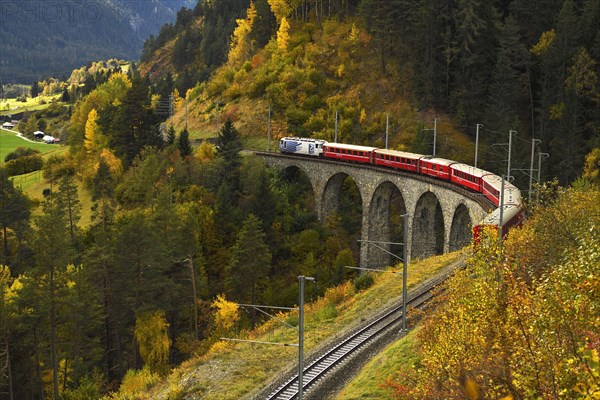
(418, 158, 456, 180)
(373, 149, 423, 173)
(323, 143, 377, 164)
(450, 163, 491, 193)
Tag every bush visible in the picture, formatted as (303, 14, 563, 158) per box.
(3, 154, 43, 176)
(314, 302, 339, 322)
(353, 273, 375, 292)
(4, 146, 41, 162)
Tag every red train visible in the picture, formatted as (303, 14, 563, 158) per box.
(280, 137, 522, 241)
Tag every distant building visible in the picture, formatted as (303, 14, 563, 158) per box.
(2, 122, 15, 129)
(43, 135, 55, 144)
(34, 131, 45, 139)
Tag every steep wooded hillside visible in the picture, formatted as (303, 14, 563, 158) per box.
(0, 0, 194, 83)
(142, 0, 600, 188)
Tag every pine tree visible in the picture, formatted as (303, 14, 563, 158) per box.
(109, 73, 163, 166)
(227, 214, 271, 325)
(30, 81, 39, 98)
(167, 124, 176, 145)
(484, 16, 531, 144)
(0, 170, 31, 270)
(178, 128, 193, 157)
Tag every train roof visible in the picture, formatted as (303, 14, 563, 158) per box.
(482, 174, 520, 191)
(324, 142, 378, 151)
(450, 163, 493, 178)
(281, 137, 328, 144)
(373, 148, 425, 159)
(480, 204, 521, 226)
(421, 157, 457, 167)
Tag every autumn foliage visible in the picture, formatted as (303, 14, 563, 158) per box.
(388, 185, 600, 399)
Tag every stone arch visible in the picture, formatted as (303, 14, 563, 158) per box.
(412, 191, 445, 259)
(366, 181, 407, 268)
(279, 165, 316, 212)
(449, 203, 472, 251)
(321, 172, 356, 221)
(321, 172, 363, 258)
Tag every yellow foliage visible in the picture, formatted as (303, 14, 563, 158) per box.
(134, 310, 171, 375)
(100, 148, 123, 176)
(277, 17, 290, 52)
(583, 148, 600, 183)
(150, 93, 161, 111)
(84, 109, 100, 154)
(110, 367, 159, 400)
(395, 186, 600, 399)
(172, 88, 184, 113)
(531, 29, 556, 57)
(228, 2, 256, 66)
(197, 141, 216, 162)
(208, 340, 230, 354)
(212, 294, 239, 335)
(349, 23, 360, 43)
(267, 0, 291, 22)
(359, 109, 367, 125)
(108, 72, 132, 90)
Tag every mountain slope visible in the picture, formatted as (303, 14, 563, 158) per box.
(0, 0, 194, 83)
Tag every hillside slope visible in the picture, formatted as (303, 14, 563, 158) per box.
(0, 0, 194, 82)
(339, 183, 600, 399)
(167, 19, 476, 163)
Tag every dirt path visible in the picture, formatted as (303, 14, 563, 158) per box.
(0, 127, 39, 143)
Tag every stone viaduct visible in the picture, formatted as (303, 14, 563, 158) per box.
(256, 152, 493, 269)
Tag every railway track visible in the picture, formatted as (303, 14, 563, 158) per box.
(261, 262, 458, 400)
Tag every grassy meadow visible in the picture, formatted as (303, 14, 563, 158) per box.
(0, 94, 62, 116)
(0, 128, 66, 162)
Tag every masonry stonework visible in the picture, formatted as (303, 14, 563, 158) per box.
(258, 153, 490, 269)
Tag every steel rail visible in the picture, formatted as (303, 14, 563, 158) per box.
(263, 264, 455, 400)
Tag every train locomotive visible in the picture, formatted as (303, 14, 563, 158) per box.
(280, 137, 522, 242)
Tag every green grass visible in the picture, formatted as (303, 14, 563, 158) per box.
(0, 94, 62, 115)
(141, 251, 463, 400)
(12, 171, 94, 227)
(241, 135, 272, 151)
(336, 328, 420, 400)
(0, 128, 65, 162)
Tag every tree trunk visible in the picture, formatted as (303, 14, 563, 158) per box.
(2, 225, 9, 267)
(50, 264, 59, 400)
(34, 326, 44, 400)
(188, 257, 199, 340)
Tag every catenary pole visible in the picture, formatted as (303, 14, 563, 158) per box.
(385, 113, 389, 149)
(401, 213, 408, 331)
(475, 123, 483, 168)
(433, 118, 438, 156)
(529, 139, 541, 200)
(507, 130, 516, 181)
(298, 275, 314, 400)
(334, 110, 338, 143)
(267, 106, 271, 152)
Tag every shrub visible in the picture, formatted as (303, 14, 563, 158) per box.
(314, 302, 339, 322)
(4, 146, 41, 162)
(353, 273, 375, 292)
(3, 154, 43, 176)
(109, 367, 160, 400)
